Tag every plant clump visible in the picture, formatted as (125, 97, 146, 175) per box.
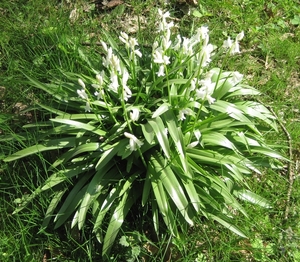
(4, 9, 285, 258)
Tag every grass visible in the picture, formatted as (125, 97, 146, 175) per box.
(1, 0, 300, 261)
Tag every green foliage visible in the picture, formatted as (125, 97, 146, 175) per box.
(2, 1, 299, 261)
(3, 6, 287, 260)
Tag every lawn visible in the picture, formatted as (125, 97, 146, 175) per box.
(0, 0, 300, 261)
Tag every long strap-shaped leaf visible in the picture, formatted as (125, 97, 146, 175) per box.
(147, 117, 171, 159)
(4, 137, 78, 162)
(102, 173, 139, 257)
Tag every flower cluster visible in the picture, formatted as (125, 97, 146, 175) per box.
(75, 9, 245, 153)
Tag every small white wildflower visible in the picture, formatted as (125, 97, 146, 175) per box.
(178, 108, 194, 121)
(156, 65, 165, 77)
(196, 78, 216, 104)
(96, 72, 105, 86)
(223, 31, 244, 55)
(199, 43, 214, 67)
(134, 49, 142, 58)
(109, 73, 119, 93)
(153, 41, 159, 50)
(101, 41, 108, 52)
(128, 37, 138, 49)
(231, 41, 241, 55)
(119, 31, 129, 46)
(77, 89, 88, 100)
(122, 70, 132, 101)
(190, 78, 197, 91)
(110, 54, 121, 72)
(206, 95, 216, 104)
(78, 78, 86, 89)
(158, 9, 170, 19)
(182, 37, 192, 55)
(94, 89, 104, 100)
(173, 34, 182, 50)
(84, 102, 91, 112)
(231, 71, 243, 85)
(123, 86, 132, 101)
(153, 48, 170, 64)
(122, 70, 129, 88)
(236, 31, 244, 41)
(162, 30, 172, 50)
(130, 108, 140, 121)
(124, 132, 144, 152)
(222, 37, 233, 49)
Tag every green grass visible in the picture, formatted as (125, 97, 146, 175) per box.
(1, 0, 300, 261)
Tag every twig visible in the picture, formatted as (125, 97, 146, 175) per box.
(259, 100, 294, 220)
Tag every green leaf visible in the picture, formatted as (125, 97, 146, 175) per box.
(152, 103, 170, 118)
(77, 163, 115, 230)
(163, 110, 187, 171)
(235, 189, 272, 208)
(102, 175, 138, 257)
(54, 174, 93, 228)
(42, 189, 67, 228)
(51, 142, 100, 169)
(4, 137, 77, 162)
(202, 132, 239, 153)
(50, 118, 106, 137)
(153, 154, 195, 225)
(141, 122, 155, 144)
(147, 117, 170, 159)
(210, 213, 247, 238)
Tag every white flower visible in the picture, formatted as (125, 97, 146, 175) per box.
(199, 43, 214, 67)
(101, 41, 108, 52)
(162, 29, 172, 50)
(122, 70, 132, 101)
(94, 90, 104, 100)
(77, 89, 88, 100)
(231, 71, 243, 85)
(157, 9, 174, 32)
(223, 31, 244, 55)
(78, 78, 86, 89)
(123, 86, 132, 101)
(156, 65, 165, 77)
(190, 78, 197, 91)
(196, 78, 216, 104)
(236, 31, 244, 41)
(231, 41, 241, 55)
(119, 31, 129, 46)
(128, 37, 138, 49)
(173, 34, 182, 50)
(85, 101, 91, 112)
(109, 73, 119, 93)
(96, 72, 105, 86)
(158, 9, 170, 19)
(206, 95, 216, 104)
(223, 37, 233, 49)
(191, 26, 209, 46)
(182, 37, 192, 55)
(178, 108, 194, 121)
(134, 49, 142, 58)
(130, 108, 140, 121)
(122, 70, 129, 88)
(110, 54, 121, 72)
(153, 48, 170, 64)
(124, 132, 144, 152)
